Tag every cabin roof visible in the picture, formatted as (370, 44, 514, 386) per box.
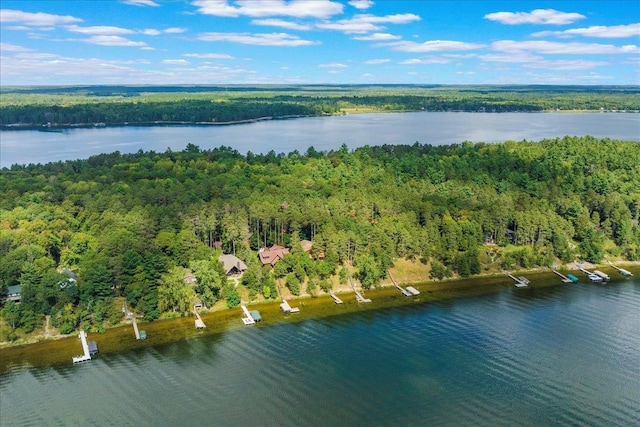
(219, 254, 248, 274)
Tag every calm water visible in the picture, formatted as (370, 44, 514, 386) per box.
(2, 279, 639, 426)
(1, 112, 639, 167)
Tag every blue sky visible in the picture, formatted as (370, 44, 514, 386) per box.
(1, 1, 639, 86)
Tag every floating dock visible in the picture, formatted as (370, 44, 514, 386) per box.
(280, 299, 300, 313)
(592, 270, 610, 281)
(553, 270, 576, 283)
(405, 286, 420, 296)
(505, 272, 529, 288)
(72, 331, 93, 364)
(329, 290, 343, 304)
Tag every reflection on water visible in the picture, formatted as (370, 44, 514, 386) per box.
(1, 279, 639, 426)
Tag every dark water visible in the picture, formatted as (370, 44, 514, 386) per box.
(1, 112, 639, 167)
(2, 279, 639, 426)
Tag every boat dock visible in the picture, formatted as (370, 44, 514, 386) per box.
(280, 299, 300, 313)
(388, 270, 419, 296)
(241, 304, 262, 324)
(505, 272, 529, 287)
(123, 301, 145, 339)
(607, 258, 633, 276)
(578, 266, 607, 282)
(349, 275, 371, 303)
(553, 270, 576, 283)
(72, 330, 94, 364)
(329, 290, 343, 304)
(194, 308, 206, 329)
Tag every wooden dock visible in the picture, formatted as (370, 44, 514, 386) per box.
(349, 275, 371, 303)
(72, 330, 92, 364)
(194, 307, 206, 329)
(606, 258, 633, 276)
(280, 299, 300, 313)
(329, 290, 343, 304)
(505, 272, 529, 287)
(388, 270, 416, 296)
(553, 270, 575, 283)
(241, 304, 256, 325)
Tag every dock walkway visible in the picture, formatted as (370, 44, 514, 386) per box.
(241, 304, 256, 325)
(72, 331, 92, 364)
(329, 290, 343, 304)
(280, 299, 300, 313)
(349, 275, 371, 303)
(505, 272, 529, 288)
(606, 258, 633, 277)
(553, 270, 575, 283)
(194, 308, 206, 329)
(388, 270, 413, 296)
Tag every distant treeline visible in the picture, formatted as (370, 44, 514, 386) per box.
(1, 85, 638, 128)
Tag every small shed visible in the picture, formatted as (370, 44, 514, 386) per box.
(249, 310, 262, 322)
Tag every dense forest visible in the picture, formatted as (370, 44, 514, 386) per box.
(1, 136, 640, 341)
(2, 85, 639, 128)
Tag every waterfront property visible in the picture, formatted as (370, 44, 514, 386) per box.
(219, 254, 248, 278)
(1, 285, 21, 302)
(258, 245, 290, 267)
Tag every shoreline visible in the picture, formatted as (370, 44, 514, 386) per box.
(1, 262, 637, 374)
(2, 109, 635, 132)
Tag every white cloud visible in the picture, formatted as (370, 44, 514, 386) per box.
(164, 27, 187, 34)
(349, 0, 374, 10)
(485, 9, 585, 25)
(532, 23, 640, 39)
(0, 9, 82, 26)
(319, 62, 348, 68)
(162, 59, 190, 65)
(399, 57, 452, 65)
(492, 40, 640, 54)
(352, 33, 401, 41)
(192, 0, 344, 19)
(80, 35, 148, 47)
(0, 42, 32, 52)
(251, 19, 313, 31)
(380, 40, 485, 52)
(479, 53, 541, 63)
(65, 25, 135, 35)
(523, 59, 608, 70)
(317, 13, 420, 34)
(120, 0, 160, 6)
(198, 31, 318, 46)
(363, 58, 389, 64)
(184, 53, 235, 59)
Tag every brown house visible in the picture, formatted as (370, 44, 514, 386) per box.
(258, 244, 290, 266)
(219, 254, 248, 278)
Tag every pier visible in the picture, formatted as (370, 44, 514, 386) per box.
(72, 330, 93, 364)
(606, 258, 633, 277)
(578, 266, 607, 282)
(123, 301, 145, 339)
(329, 290, 343, 304)
(241, 304, 260, 325)
(280, 299, 300, 313)
(505, 272, 529, 288)
(388, 270, 418, 296)
(349, 275, 371, 303)
(194, 307, 206, 329)
(553, 270, 576, 283)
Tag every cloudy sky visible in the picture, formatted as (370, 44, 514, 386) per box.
(1, 0, 639, 86)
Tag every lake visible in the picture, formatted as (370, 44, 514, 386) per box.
(1, 277, 639, 426)
(1, 112, 639, 168)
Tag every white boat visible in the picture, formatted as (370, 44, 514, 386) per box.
(588, 273, 603, 282)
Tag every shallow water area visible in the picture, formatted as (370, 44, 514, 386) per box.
(2, 273, 639, 426)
